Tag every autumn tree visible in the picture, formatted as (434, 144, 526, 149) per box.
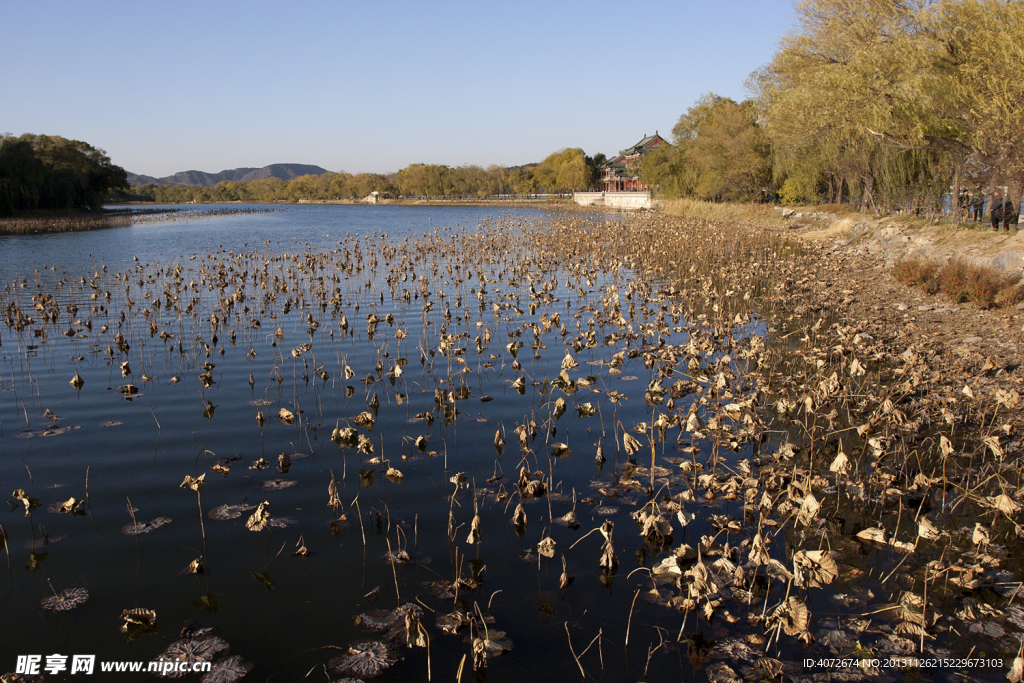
(643, 95, 770, 201)
(755, 0, 1024, 212)
(534, 148, 593, 193)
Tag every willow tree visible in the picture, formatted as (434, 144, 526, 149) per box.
(642, 95, 770, 201)
(757, 0, 1024, 213)
(534, 148, 594, 193)
(754, 0, 960, 209)
(938, 0, 1024, 208)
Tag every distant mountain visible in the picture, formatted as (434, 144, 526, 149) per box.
(127, 163, 330, 187)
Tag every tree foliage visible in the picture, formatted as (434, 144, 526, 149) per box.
(0, 134, 128, 215)
(643, 95, 770, 201)
(754, 0, 1024, 211)
(533, 148, 596, 192)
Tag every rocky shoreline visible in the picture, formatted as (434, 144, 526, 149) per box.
(786, 209, 1024, 277)
(770, 211, 1024, 419)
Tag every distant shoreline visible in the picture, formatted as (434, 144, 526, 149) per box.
(112, 197, 621, 214)
(115, 197, 576, 207)
(0, 200, 621, 235)
(0, 207, 277, 235)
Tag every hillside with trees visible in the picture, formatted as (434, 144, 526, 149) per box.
(0, 134, 128, 216)
(126, 163, 330, 187)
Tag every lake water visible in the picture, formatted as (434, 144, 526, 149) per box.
(2, 204, 725, 682)
(2, 203, 1014, 683)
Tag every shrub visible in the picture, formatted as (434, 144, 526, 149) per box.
(891, 259, 918, 285)
(965, 265, 1003, 308)
(937, 259, 970, 303)
(892, 258, 938, 292)
(996, 282, 1024, 309)
(893, 256, 1018, 309)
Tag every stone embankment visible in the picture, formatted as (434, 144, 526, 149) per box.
(775, 206, 1024, 277)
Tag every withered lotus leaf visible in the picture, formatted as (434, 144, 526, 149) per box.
(55, 497, 84, 514)
(121, 517, 172, 535)
(511, 503, 526, 527)
(120, 608, 157, 629)
(622, 433, 642, 456)
(41, 587, 89, 612)
(435, 610, 471, 635)
(158, 634, 227, 666)
(200, 655, 252, 683)
(769, 597, 809, 636)
(552, 397, 566, 420)
(261, 479, 297, 491)
(246, 502, 270, 531)
(793, 550, 838, 587)
(179, 474, 206, 492)
(353, 411, 375, 428)
(208, 504, 255, 521)
(332, 426, 358, 445)
(328, 475, 342, 509)
(329, 640, 396, 678)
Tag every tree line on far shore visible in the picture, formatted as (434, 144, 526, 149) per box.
(0, 134, 128, 216)
(644, 0, 1024, 215)
(128, 148, 606, 204)
(1, 134, 606, 213)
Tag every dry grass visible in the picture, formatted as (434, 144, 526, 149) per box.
(661, 198, 790, 227)
(892, 256, 1021, 309)
(0, 212, 134, 235)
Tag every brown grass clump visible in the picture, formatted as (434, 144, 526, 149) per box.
(893, 257, 1021, 309)
(965, 265, 1006, 308)
(996, 283, 1024, 308)
(937, 259, 971, 303)
(892, 258, 939, 294)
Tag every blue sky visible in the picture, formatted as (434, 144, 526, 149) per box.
(3, 1, 797, 176)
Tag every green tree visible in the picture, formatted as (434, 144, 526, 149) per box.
(753, 0, 1024, 212)
(645, 95, 770, 201)
(534, 148, 593, 193)
(0, 134, 128, 214)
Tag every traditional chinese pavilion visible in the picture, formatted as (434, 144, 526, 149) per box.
(599, 133, 668, 192)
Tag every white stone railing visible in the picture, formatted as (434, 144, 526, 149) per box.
(573, 191, 655, 209)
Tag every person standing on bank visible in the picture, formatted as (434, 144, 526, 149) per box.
(970, 193, 985, 222)
(991, 191, 1018, 232)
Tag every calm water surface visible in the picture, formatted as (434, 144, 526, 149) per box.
(1, 204, 713, 682)
(5, 204, 1000, 683)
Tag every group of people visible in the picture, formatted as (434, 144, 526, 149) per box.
(958, 190, 1019, 231)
